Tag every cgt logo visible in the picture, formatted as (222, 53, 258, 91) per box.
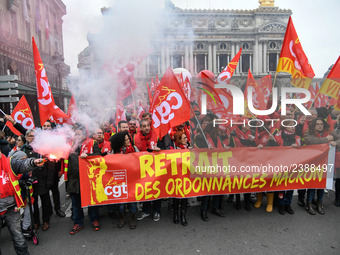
(14, 109, 34, 129)
(104, 183, 128, 198)
(152, 91, 183, 128)
(103, 170, 129, 200)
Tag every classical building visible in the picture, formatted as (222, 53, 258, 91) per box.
(0, 0, 70, 124)
(78, 0, 295, 104)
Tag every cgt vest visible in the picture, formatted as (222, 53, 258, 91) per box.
(0, 155, 25, 210)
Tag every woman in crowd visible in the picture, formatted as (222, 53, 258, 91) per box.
(194, 120, 226, 221)
(110, 131, 139, 229)
(304, 118, 340, 215)
(273, 121, 301, 215)
(8, 135, 26, 157)
(228, 119, 256, 211)
(333, 114, 340, 207)
(172, 131, 189, 226)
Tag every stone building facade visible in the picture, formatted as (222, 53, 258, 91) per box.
(78, 1, 294, 104)
(0, 0, 70, 124)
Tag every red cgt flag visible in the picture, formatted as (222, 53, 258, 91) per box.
(32, 37, 68, 126)
(276, 17, 315, 89)
(244, 70, 267, 116)
(6, 96, 35, 135)
(150, 67, 190, 139)
(216, 47, 242, 85)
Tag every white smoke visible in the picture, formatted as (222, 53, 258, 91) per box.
(66, 0, 195, 132)
(31, 125, 75, 160)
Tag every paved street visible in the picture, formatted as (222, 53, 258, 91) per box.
(1, 185, 339, 255)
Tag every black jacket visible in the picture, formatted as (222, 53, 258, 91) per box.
(21, 143, 60, 196)
(0, 140, 11, 156)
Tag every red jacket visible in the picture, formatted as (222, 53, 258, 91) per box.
(134, 130, 158, 152)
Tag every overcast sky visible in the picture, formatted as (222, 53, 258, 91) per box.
(62, 0, 340, 78)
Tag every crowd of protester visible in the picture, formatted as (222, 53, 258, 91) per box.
(1, 102, 340, 255)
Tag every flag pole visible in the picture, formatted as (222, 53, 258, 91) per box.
(272, 72, 278, 88)
(244, 107, 273, 136)
(192, 111, 212, 149)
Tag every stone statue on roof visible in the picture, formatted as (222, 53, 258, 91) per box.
(259, 0, 275, 7)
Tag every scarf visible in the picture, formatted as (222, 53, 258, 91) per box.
(122, 144, 136, 154)
(140, 132, 153, 151)
(234, 127, 254, 146)
(316, 130, 330, 138)
(281, 130, 297, 146)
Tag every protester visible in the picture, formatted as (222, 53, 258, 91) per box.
(172, 131, 189, 226)
(67, 125, 101, 234)
(8, 135, 26, 157)
(194, 120, 226, 221)
(333, 114, 340, 207)
(117, 120, 129, 132)
(228, 118, 256, 211)
(0, 131, 11, 156)
(304, 118, 340, 215)
(0, 152, 44, 255)
(134, 119, 161, 222)
(42, 121, 66, 219)
(128, 118, 138, 140)
(273, 121, 301, 215)
(110, 131, 139, 229)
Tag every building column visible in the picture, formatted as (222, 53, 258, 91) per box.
(239, 46, 242, 73)
(204, 54, 207, 70)
(185, 44, 189, 70)
(258, 41, 263, 74)
(157, 56, 160, 74)
(250, 54, 252, 73)
(212, 43, 217, 74)
(166, 45, 170, 69)
(161, 46, 166, 73)
(208, 43, 212, 71)
(217, 53, 220, 73)
(181, 55, 184, 68)
(263, 42, 267, 73)
(253, 37, 258, 75)
(189, 44, 194, 73)
(194, 54, 197, 74)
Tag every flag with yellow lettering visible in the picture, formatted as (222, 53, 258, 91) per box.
(276, 17, 315, 89)
(319, 56, 340, 98)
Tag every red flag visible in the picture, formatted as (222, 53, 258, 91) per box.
(196, 70, 234, 120)
(115, 101, 126, 126)
(183, 77, 191, 101)
(256, 74, 272, 105)
(103, 58, 141, 101)
(150, 77, 156, 92)
(244, 70, 267, 115)
(137, 101, 145, 120)
(155, 74, 160, 89)
(146, 82, 153, 105)
(150, 67, 190, 139)
(32, 37, 68, 126)
(217, 47, 242, 84)
(319, 56, 340, 98)
(49, 106, 70, 125)
(67, 95, 77, 119)
(335, 92, 340, 111)
(276, 17, 315, 89)
(6, 96, 35, 135)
